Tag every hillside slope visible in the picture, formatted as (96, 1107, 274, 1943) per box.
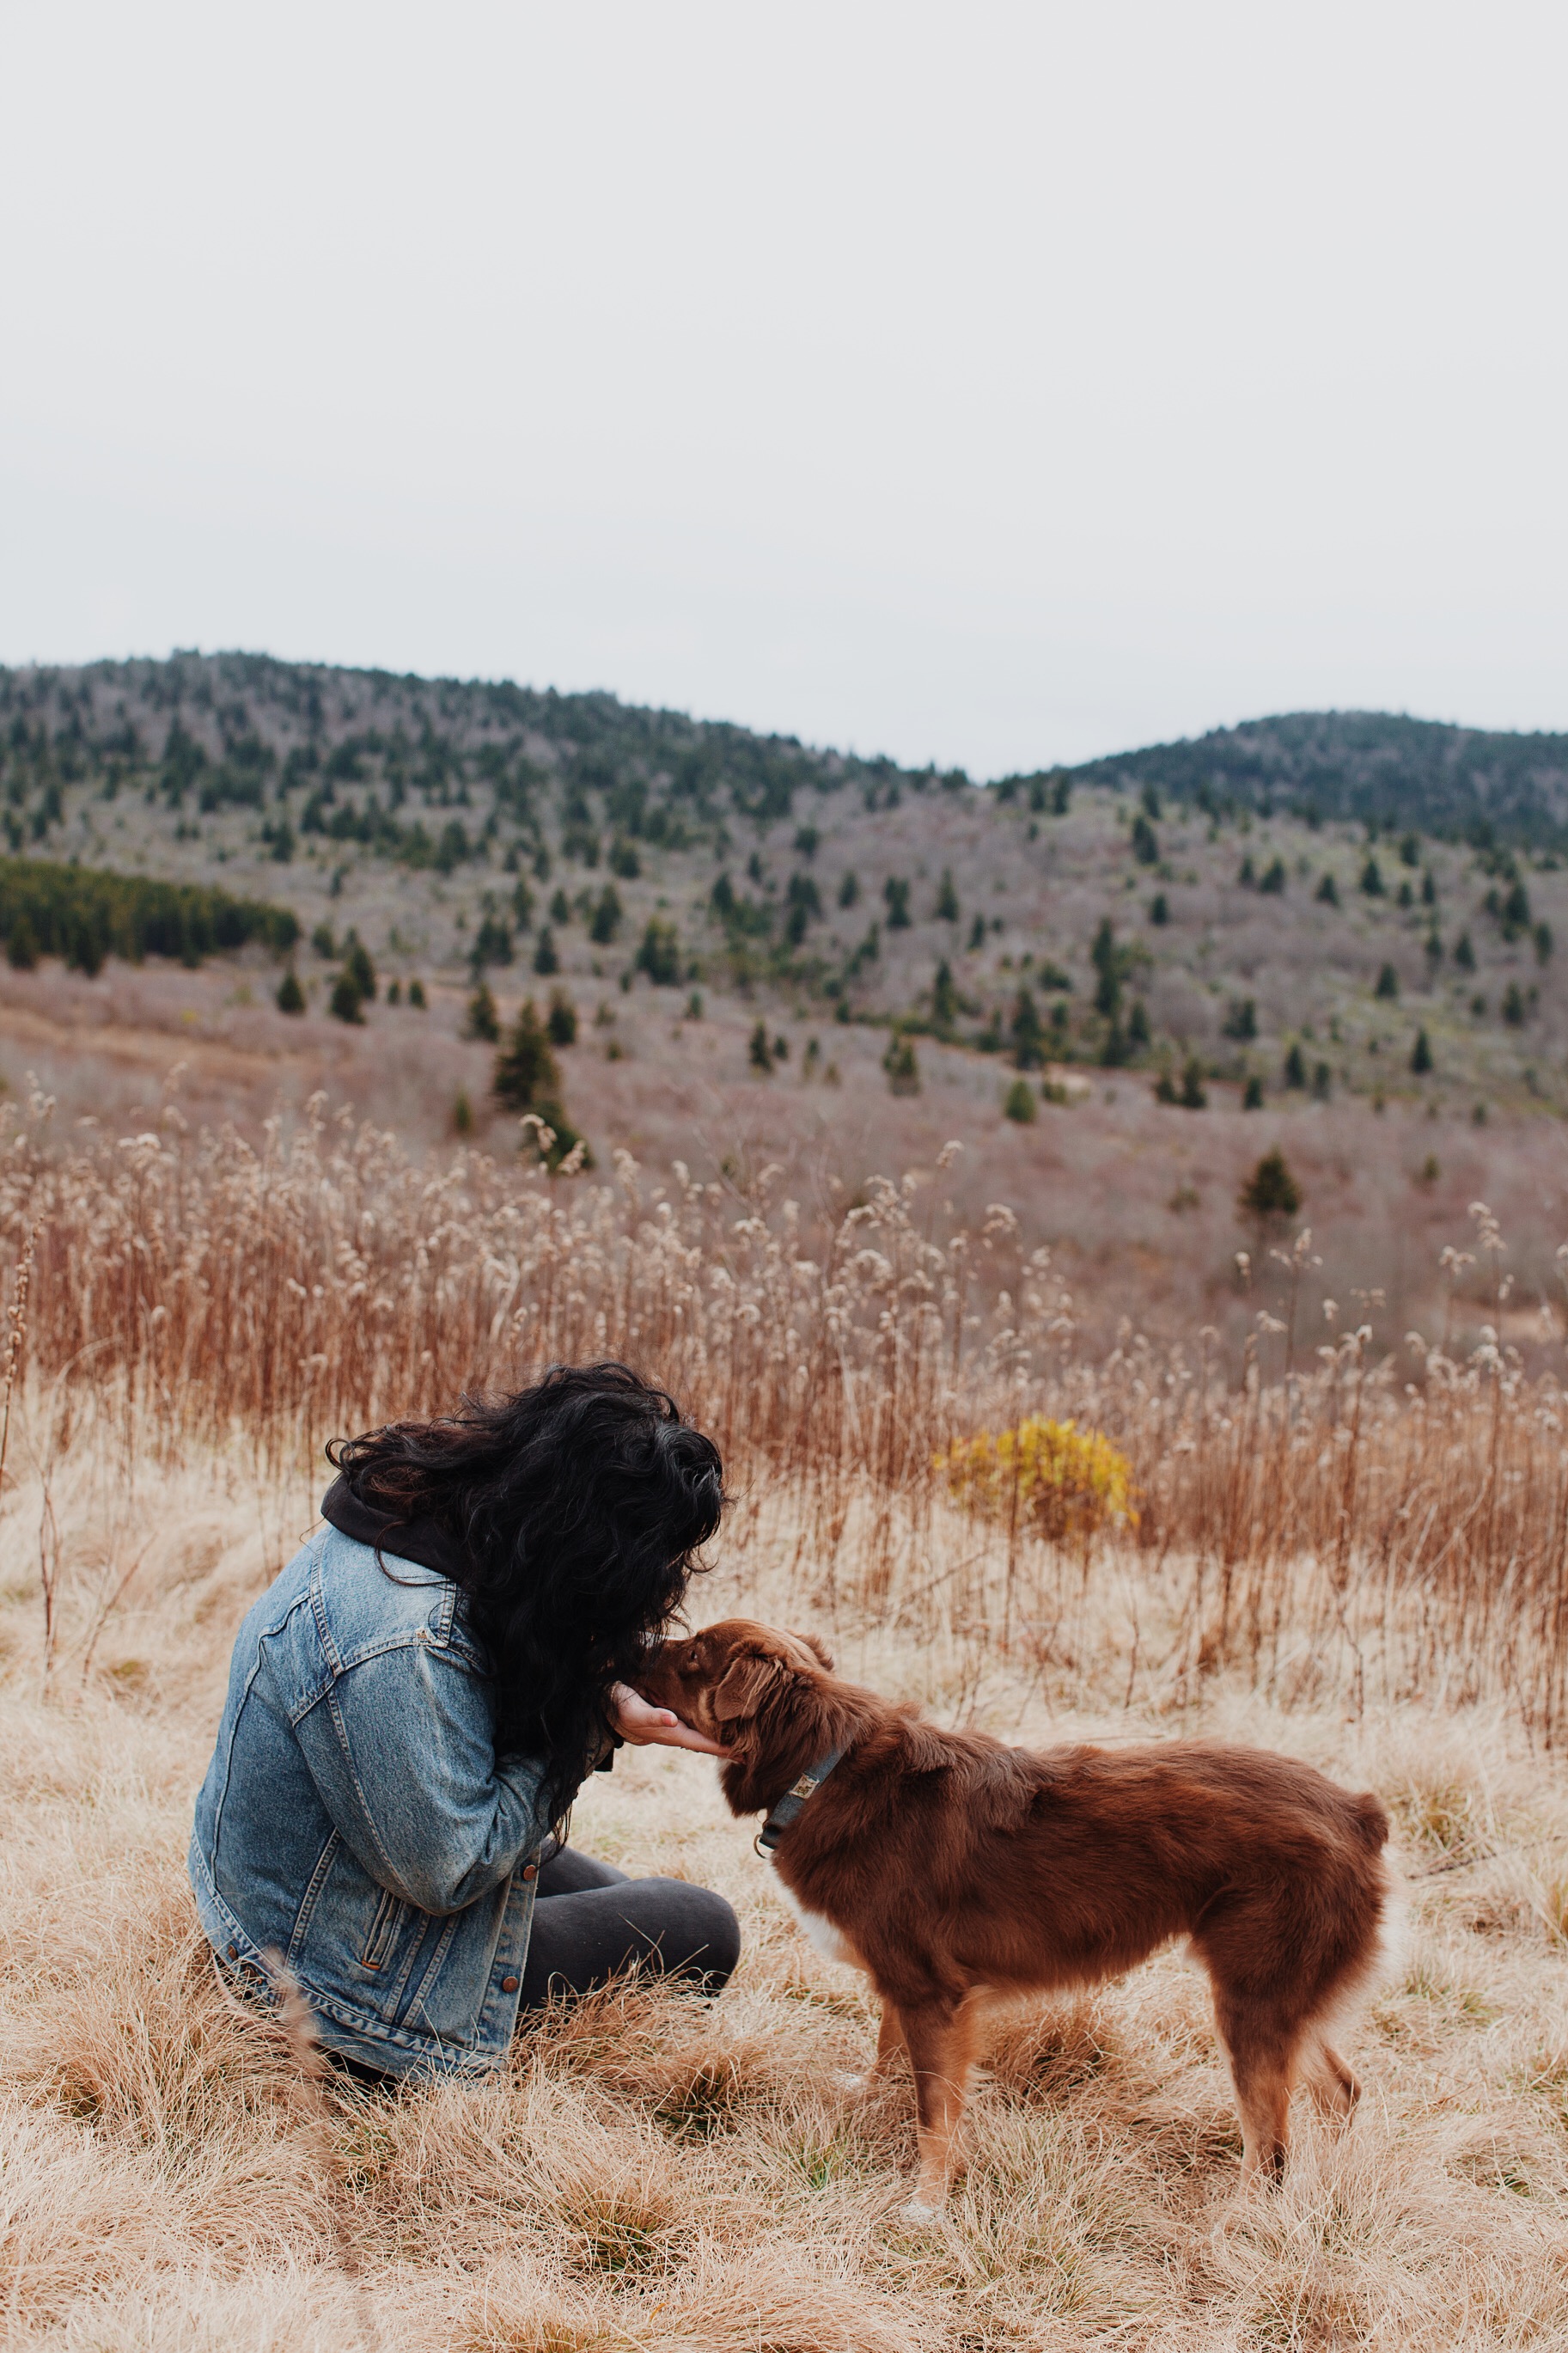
(2, 653, 1565, 1116)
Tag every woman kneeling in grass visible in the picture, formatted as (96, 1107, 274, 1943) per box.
(190, 1363, 738, 2081)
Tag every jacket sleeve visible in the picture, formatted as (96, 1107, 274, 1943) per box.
(291, 1635, 557, 1916)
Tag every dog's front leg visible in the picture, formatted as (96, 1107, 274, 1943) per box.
(833, 1996, 905, 2099)
(869, 2000, 905, 2081)
(897, 1993, 981, 2217)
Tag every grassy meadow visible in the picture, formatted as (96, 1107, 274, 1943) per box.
(3, 1111, 1568, 2348)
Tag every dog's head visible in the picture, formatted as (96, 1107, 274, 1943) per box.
(640, 1617, 839, 1812)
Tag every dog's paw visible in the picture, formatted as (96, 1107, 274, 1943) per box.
(832, 2068, 870, 2095)
(900, 2196, 942, 2225)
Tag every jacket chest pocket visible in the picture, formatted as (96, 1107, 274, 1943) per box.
(361, 1887, 408, 1972)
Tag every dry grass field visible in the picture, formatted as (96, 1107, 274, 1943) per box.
(4, 1111, 1568, 2349)
(4, 949, 1568, 1370)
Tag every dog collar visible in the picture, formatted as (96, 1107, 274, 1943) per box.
(755, 1745, 847, 1856)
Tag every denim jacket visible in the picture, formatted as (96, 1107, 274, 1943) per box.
(189, 1521, 557, 2079)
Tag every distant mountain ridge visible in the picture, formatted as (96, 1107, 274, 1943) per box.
(1062, 711, 1568, 846)
(5, 655, 1566, 844)
(0, 650, 924, 833)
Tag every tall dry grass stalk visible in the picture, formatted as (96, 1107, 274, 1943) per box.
(1, 1089, 1566, 1733)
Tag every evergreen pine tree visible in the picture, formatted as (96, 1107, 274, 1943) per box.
(462, 981, 499, 1042)
(342, 933, 375, 1003)
(493, 999, 560, 1110)
(1090, 918, 1125, 1022)
(635, 918, 680, 984)
(883, 1033, 920, 1095)
(932, 959, 957, 1030)
(1010, 987, 1046, 1069)
(329, 972, 364, 1024)
(1239, 1147, 1302, 1220)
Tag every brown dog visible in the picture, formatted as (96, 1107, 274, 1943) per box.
(640, 1617, 1393, 2213)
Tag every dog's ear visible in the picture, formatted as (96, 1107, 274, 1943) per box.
(711, 1647, 788, 1730)
(794, 1630, 833, 1672)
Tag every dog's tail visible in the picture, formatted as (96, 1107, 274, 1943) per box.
(1352, 1790, 1390, 1853)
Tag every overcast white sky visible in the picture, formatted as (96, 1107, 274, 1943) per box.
(3, 3, 1565, 773)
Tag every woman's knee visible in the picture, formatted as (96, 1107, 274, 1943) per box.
(536, 1843, 631, 1897)
(644, 1878, 741, 1988)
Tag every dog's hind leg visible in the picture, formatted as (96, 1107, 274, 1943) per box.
(1303, 2033, 1360, 2124)
(1213, 1999, 1300, 2189)
(897, 1991, 983, 2216)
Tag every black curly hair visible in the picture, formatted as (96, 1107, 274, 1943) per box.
(326, 1362, 725, 1820)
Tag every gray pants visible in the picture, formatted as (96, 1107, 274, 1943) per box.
(519, 1843, 741, 2010)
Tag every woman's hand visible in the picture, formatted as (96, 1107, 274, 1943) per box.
(609, 1683, 732, 1757)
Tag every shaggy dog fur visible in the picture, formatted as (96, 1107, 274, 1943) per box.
(641, 1617, 1393, 2212)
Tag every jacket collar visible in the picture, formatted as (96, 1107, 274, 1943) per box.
(320, 1473, 467, 1585)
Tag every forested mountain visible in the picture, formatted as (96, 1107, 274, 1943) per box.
(4, 651, 1568, 1128)
(0, 650, 928, 861)
(1060, 712, 1568, 846)
(6, 656, 1565, 860)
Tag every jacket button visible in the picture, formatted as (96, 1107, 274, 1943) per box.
(521, 1861, 537, 1882)
(501, 1975, 519, 1993)
(226, 1943, 238, 1959)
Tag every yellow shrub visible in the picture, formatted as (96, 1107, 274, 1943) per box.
(938, 1416, 1138, 1539)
